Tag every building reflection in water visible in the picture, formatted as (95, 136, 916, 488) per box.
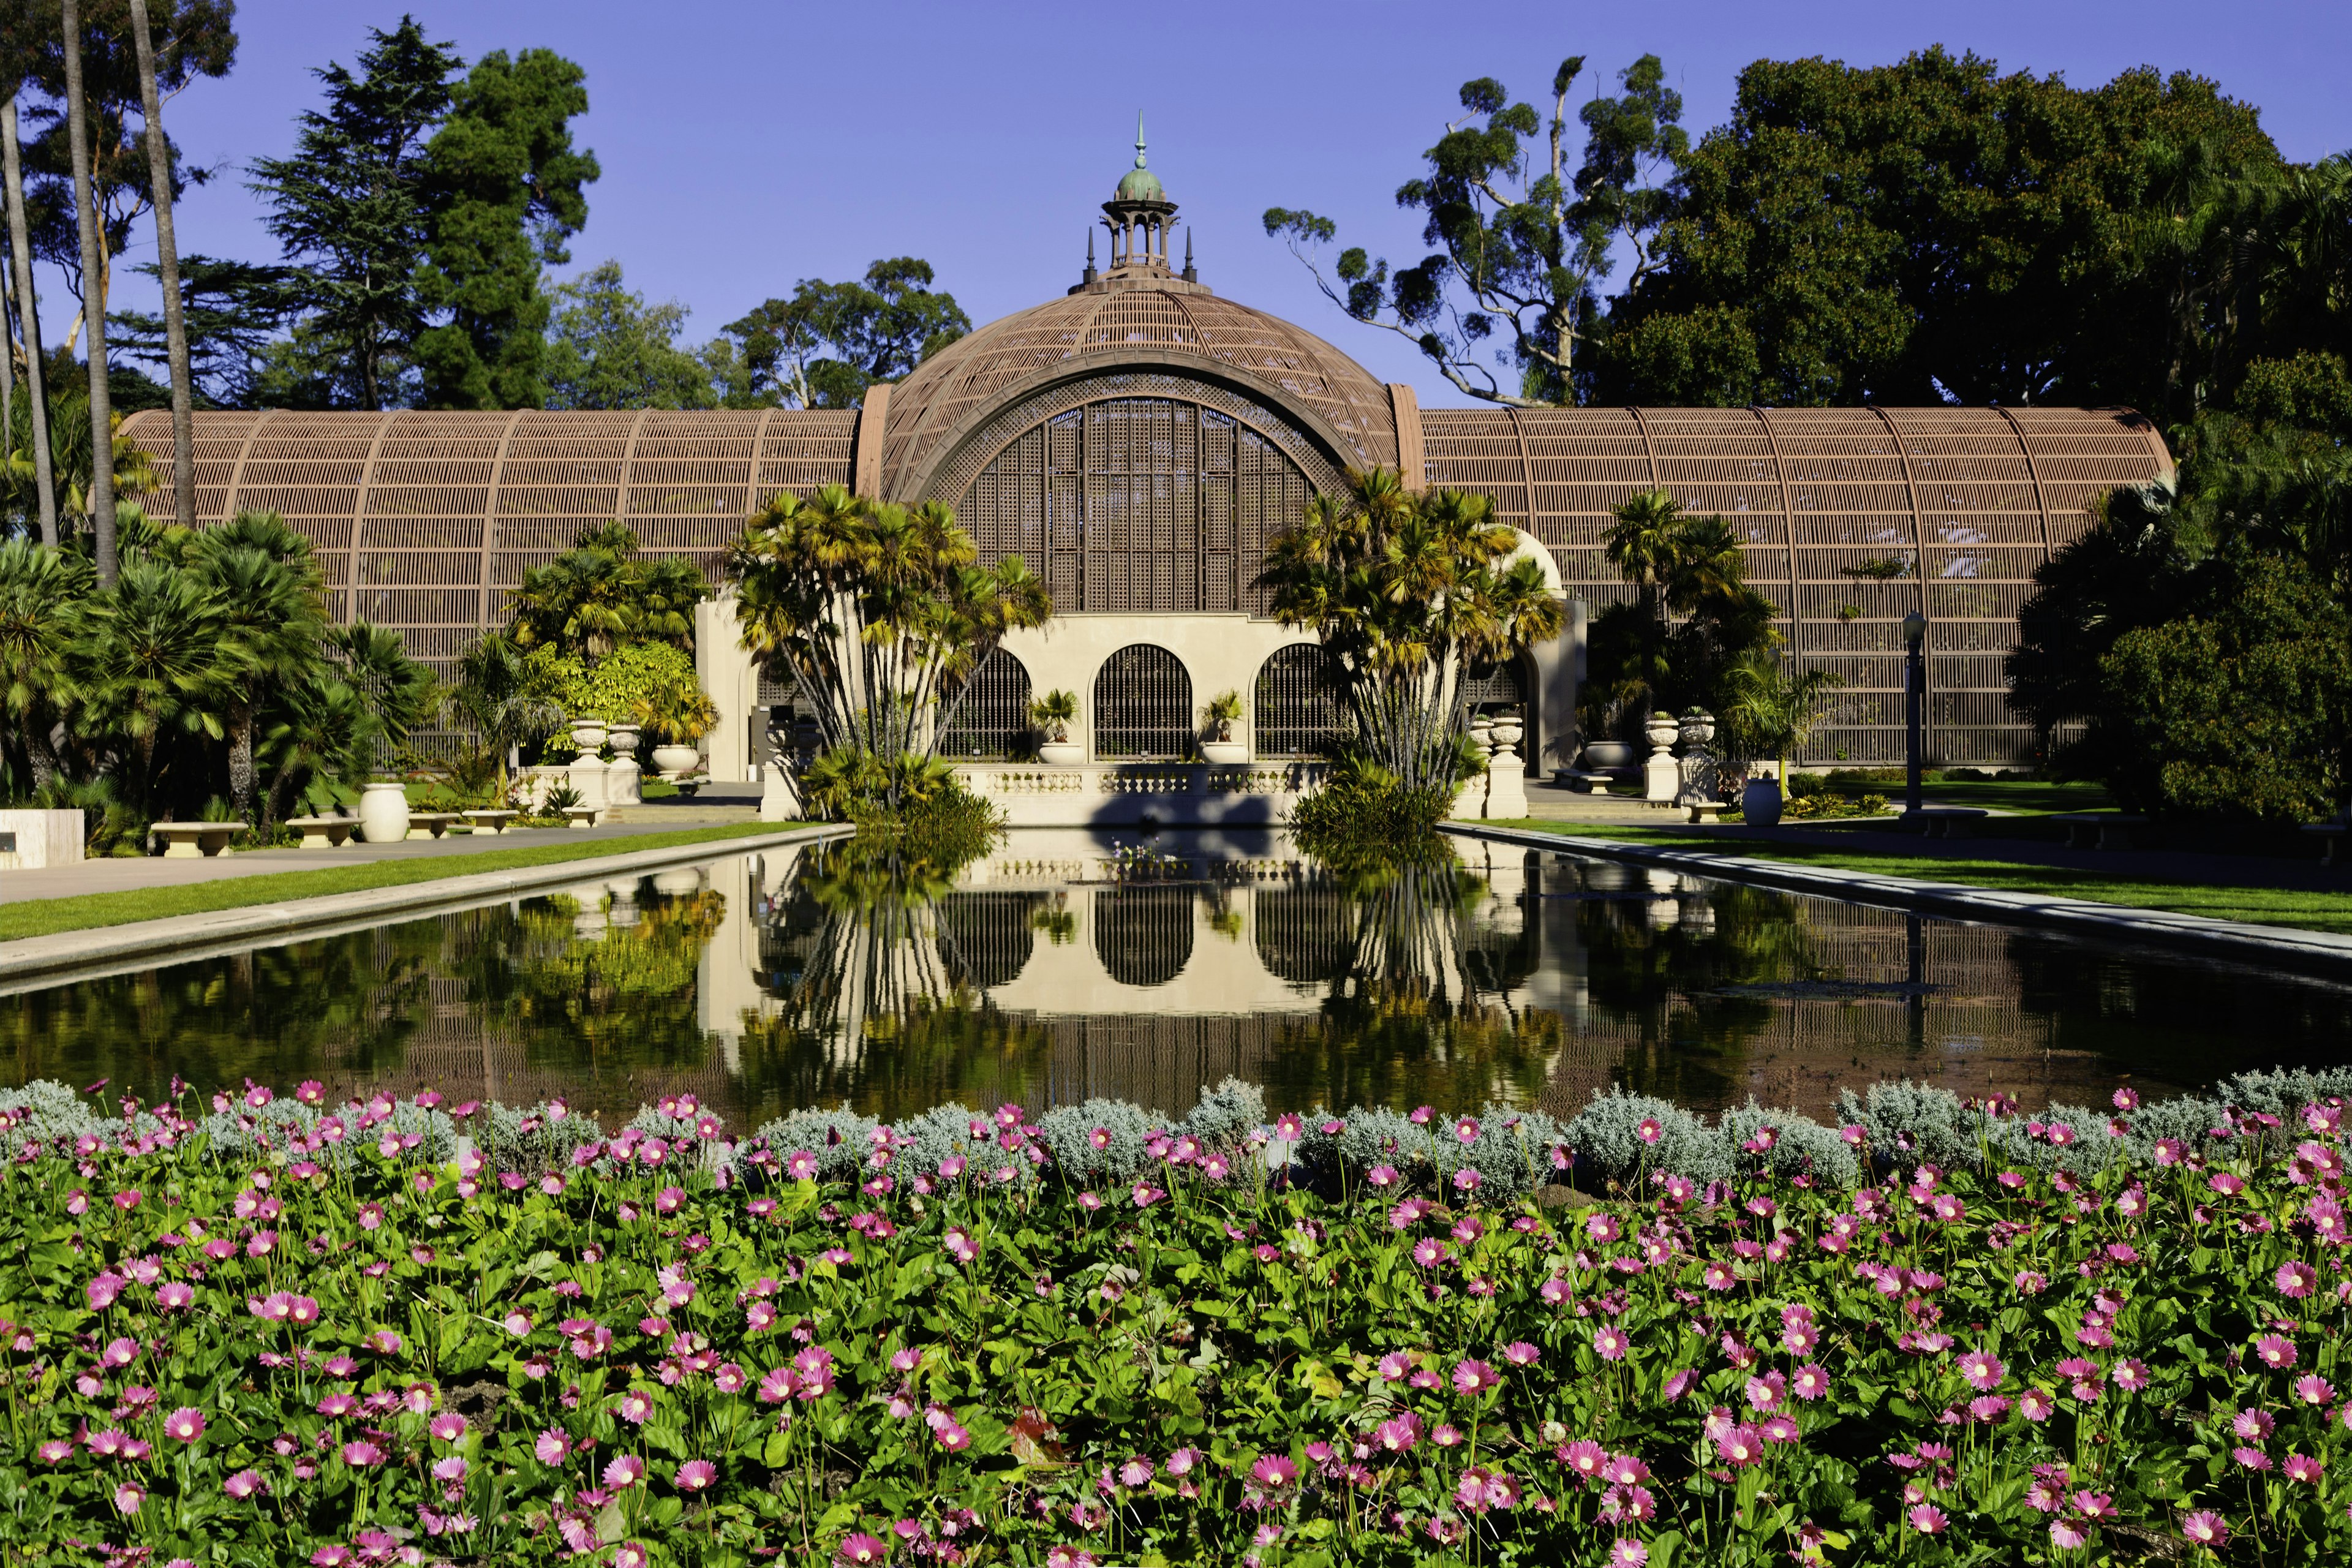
(10, 831, 2352, 1125)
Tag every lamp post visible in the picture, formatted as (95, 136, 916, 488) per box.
(1901, 608, 1926, 818)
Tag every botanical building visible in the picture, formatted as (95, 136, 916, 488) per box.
(123, 146, 2172, 772)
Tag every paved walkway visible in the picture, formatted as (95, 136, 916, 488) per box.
(0, 820, 753, 905)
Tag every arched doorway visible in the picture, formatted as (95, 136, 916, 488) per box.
(1092, 644, 1193, 760)
(938, 650, 1033, 759)
(1254, 643, 1343, 757)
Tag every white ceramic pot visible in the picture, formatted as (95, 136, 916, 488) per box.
(1741, 778, 1784, 828)
(650, 744, 700, 776)
(1200, 741, 1250, 765)
(1039, 741, 1085, 765)
(356, 780, 411, 843)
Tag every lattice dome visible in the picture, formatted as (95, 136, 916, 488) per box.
(876, 282, 1400, 499)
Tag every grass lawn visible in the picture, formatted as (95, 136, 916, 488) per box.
(1477, 818, 2352, 935)
(0, 822, 793, 944)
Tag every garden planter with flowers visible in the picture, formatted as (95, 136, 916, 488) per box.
(3, 1066, 2351, 1566)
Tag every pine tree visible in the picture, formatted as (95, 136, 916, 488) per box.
(247, 18, 461, 411)
(413, 48, 597, 410)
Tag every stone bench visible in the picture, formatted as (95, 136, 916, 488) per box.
(284, 816, 356, 850)
(1684, 801, 1730, 824)
(150, 821, 236, 859)
(406, 812, 462, 840)
(461, 809, 520, 835)
(2050, 812, 2148, 850)
(2302, 823, 2348, 866)
(562, 805, 603, 829)
(1552, 769, 1618, 794)
(1909, 807, 1990, 840)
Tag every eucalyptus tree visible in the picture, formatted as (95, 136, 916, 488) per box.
(1, 96, 53, 542)
(124, 0, 191, 531)
(1256, 467, 1563, 794)
(59, 0, 115, 580)
(0, 538, 91, 786)
(727, 483, 1051, 807)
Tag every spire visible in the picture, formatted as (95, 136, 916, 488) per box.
(1134, 110, 1148, 170)
(1182, 226, 1196, 284)
(1084, 228, 1098, 286)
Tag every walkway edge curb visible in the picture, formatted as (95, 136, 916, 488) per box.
(0, 826, 852, 992)
(1442, 822, 2352, 978)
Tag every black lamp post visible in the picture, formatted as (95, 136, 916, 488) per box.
(1901, 608, 1926, 818)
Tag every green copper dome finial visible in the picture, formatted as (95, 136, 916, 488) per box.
(1115, 111, 1164, 202)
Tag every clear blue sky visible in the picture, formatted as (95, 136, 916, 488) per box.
(45, 0, 2352, 407)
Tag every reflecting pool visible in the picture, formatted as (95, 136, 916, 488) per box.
(7, 829, 2351, 1124)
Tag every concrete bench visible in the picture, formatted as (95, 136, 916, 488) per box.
(2051, 812, 2148, 850)
(2302, 823, 2348, 866)
(562, 805, 603, 829)
(406, 812, 462, 840)
(1909, 807, 1990, 840)
(1552, 769, 1618, 794)
(150, 821, 236, 859)
(284, 816, 356, 850)
(1684, 800, 1730, 824)
(461, 809, 520, 835)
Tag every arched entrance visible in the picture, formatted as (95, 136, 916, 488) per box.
(1092, 644, 1193, 759)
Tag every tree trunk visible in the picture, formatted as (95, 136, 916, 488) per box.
(1, 99, 56, 548)
(60, 0, 116, 583)
(127, 0, 196, 534)
(228, 703, 257, 821)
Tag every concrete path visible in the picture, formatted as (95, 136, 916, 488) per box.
(0, 820, 764, 905)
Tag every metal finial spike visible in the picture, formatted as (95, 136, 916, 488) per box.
(1087, 229, 1095, 263)
(1184, 227, 1193, 265)
(1134, 111, 1147, 168)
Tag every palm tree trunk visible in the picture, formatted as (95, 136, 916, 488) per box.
(1, 97, 56, 547)
(60, 0, 116, 584)
(127, 0, 196, 534)
(228, 702, 257, 820)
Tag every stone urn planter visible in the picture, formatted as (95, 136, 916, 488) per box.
(1741, 777, 1785, 828)
(1580, 740, 1635, 773)
(604, 723, 643, 806)
(1039, 741, 1085, 765)
(650, 744, 700, 777)
(569, 718, 608, 754)
(1200, 741, 1250, 765)
(355, 780, 411, 843)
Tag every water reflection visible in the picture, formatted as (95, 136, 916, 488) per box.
(8, 831, 2352, 1125)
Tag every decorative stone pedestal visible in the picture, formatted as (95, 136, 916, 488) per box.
(760, 768, 803, 822)
(605, 725, 643, 807)
(1643, 716, 1682, 802)
(567, 720, 610, 810)
(1485, 722, 1528, 818)
(1676, 711, 1719, 805)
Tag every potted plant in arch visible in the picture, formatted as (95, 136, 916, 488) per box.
(1200, 690, 1248, 764)
(1032, 690, 1083, 764)
(1721, 650, 1843, 828)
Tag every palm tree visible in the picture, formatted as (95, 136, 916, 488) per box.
(58, 0, 118, 582)
(261, 676, 375, 825)
(0, 539, 93, 788)
(188, 514, 326, 819)
(447, 632, 563, 800)
(126, 0, 197, 535)
(327, 621, 439, 769)
(72, 557, 234, 809)
(2, 94, 58, 546)
(1722, 649, 1843, 783)
(1602, 488, 1686, 636)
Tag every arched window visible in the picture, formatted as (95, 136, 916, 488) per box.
(1254, 643, 1343, 757)
(1092, 644, 1193, 759)
(937, 891, 1041, 990)
(937, 650, 1033, 759)
(1093, 886, 1194, 987)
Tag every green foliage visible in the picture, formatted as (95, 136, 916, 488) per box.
(1028, 688, 1078, 741)
(412, 47, 599, 410)
(1289, 756, 1458, 862)
(543, 259, 729, 410)
(548, 638, 699, 726)
(1719, 649, 1842, 774)
(2091, 548, 2352, 820)
(505, 519, 708, 662)
(719, 258, 970, 409)
(1259, 467, 1561, 793)
(1266, 55, 1685, 404)
(1597, 50, 2282, 418)
(729, 485, 1051, 805)
(1585, 488, 1780, 739)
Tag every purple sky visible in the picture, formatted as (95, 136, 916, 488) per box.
(40, 0, 2352, 407)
